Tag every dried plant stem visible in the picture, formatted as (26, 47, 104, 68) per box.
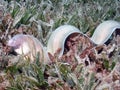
(54, 63, 63, 81)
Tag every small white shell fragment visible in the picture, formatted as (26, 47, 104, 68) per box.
(47, 25, 81, 57)
(91, 20, 120, 45)
(8, 34, 49, 64)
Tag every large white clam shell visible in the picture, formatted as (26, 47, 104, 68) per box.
(8, 34, 49, 64)
(47, 25, 81, 57)
(91, 20, 120, 45)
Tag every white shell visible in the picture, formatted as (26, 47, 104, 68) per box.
(47, 25, 81, 57)
(91, 20, 120, 45)
(8, 34, 49, 64)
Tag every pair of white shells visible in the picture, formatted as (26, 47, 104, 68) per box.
(7, 20, 120, 63)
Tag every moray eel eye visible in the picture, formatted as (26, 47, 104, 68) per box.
(8, 47, 18, 56)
